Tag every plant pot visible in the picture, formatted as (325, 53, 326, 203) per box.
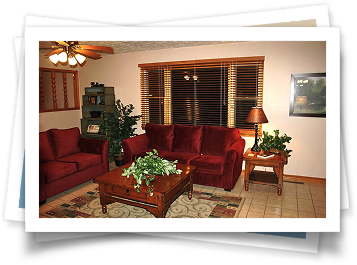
(113, 154, 124, 167)
(269, 148, 280, 154)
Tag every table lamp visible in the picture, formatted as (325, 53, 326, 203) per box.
(246, 107, 268, 152)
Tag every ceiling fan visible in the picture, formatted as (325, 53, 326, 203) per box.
(40, 41, 114, 66)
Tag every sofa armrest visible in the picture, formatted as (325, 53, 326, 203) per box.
(222, 138, 246, 190)
(79, 137, 109, 172)
(122, 134, 150, 164)
(228, 138, 245, 159)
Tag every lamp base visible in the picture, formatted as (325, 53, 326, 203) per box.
(251, 124, 261, 153)
(251, 144, 261, 153)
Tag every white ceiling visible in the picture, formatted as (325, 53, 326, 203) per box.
(39, 41, 238, 55)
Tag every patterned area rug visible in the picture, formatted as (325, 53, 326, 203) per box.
(40, 187, 245, 218)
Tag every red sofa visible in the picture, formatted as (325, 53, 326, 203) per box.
(39, 127, 109, 204)
(122, 123, 245, 191)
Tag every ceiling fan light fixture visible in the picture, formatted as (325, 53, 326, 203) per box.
(75, 53, 86, 64)
(68, 55, 77, 66)
(49, 54, 59, 64)
(58, 51, 68, 63)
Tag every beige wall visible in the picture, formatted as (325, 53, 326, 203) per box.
(40, 41, 326, 179)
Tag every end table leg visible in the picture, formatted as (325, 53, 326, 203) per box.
(277, 165, 283, 196)
(244, 181, 249, 191)
(102, 204, 107, 214)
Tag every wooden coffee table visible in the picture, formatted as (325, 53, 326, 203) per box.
(94, 163, 197, 218)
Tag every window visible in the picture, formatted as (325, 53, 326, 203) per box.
(139, 56, 264, 137)
(39, 68, 80, 112)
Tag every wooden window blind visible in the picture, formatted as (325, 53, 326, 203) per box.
(140, 66, 165, 125)
(139, 56, 264, 136)
(233, 60, 264, 137)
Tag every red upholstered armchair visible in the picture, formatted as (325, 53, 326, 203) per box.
(39, 127, 109, 204)
(122, 123, 245, 191)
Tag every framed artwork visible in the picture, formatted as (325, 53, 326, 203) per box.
(289, 73, 326, 117)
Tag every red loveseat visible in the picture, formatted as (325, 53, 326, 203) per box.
(122, 123, 245, 191)
(39, 127, 109, 204)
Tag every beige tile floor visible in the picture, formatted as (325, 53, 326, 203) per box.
(40, 163, 326, 218)
(202, 174, 326, 218)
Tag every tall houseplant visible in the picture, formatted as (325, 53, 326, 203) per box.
(104, 99, 141, 166)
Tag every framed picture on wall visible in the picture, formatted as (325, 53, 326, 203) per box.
(289, 73, 326, 117)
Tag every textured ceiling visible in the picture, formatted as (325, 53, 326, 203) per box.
(39, 41, 238, 55)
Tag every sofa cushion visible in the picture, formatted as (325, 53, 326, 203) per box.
(39, 132, 56, 163)
(41, 161, 77, 184)
(200, 125, 240, 156)
(133, 150, 199, 165)
(172, 124, 203, 153)
(161, 151, 200, 165)
(48, 127, 81, 159)
(190, 155, 225, 174)
(145, 123, 174, 151)
(58, 152, 102, 171)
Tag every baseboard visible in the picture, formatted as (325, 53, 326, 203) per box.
(283, 174, 326, 184)
(241, 170, 326, 184)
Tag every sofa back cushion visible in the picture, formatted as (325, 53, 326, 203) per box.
(145, 123, 174, 151)
(172, 124, 203, 153)
(48, 127, 81, 159)
(200, 125, 240, 156)
(39, 131, 56, 163)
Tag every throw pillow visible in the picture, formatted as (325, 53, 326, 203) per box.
(200, 125, 240, 156)
(48, 127, 81, 159)
(172, 124, 203, 153)
(145, 123, 174, 151)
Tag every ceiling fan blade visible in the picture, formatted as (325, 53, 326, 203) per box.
(78, 45, 114, 53)
(45, 48, 64, 57)
(40, 45, 61, 49)
(56, 41, 70, 46)
(73, 48, 102, 59)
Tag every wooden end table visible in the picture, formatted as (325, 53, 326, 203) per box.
(243, 148, 288, 196)
(94, 163, 197, 218)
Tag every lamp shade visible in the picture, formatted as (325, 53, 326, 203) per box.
(246, 107, 268, 124)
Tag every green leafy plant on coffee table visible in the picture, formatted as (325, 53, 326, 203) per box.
(121, 149, 182, 196)
(258, 129, 293, 157)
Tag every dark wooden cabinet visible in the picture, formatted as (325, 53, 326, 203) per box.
(80, 87, 115, 140)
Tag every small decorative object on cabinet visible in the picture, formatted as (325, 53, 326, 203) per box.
(80, 86, 115, 141)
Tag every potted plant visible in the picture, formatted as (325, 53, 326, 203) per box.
(122, 149, 182, 196)
(103, 99, 141, 166)
(258, 129, 293, 157)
